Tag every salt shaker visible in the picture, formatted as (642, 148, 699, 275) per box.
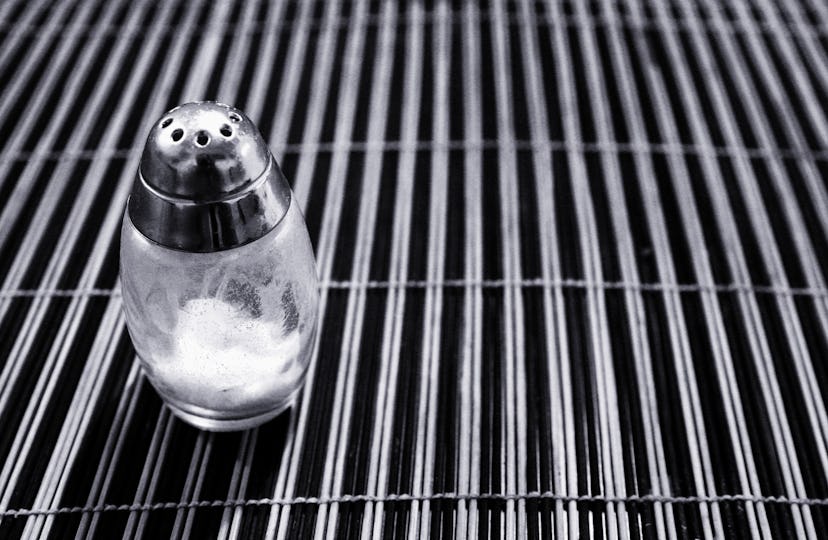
(119, 102, 319, 431)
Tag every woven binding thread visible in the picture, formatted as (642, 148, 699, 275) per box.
(3, 491, 828, 519)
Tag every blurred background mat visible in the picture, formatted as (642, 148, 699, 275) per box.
(2, 0, 828, 538)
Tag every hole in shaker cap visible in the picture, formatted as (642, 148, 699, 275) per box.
(171, 128, 184, 142)
(160, 118, 172, 128)
(196, 131, 210, 146)
(228, 112, 241, 123)
(220, 124, 232, 137)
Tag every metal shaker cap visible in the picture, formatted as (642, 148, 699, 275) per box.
(127, 101, 291, 252)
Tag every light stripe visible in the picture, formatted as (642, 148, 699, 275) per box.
(620, 1, 726, 537)
(177, 435, 215, 540)
(217, 430, 256, 540)
(0, 7, 185, 526)
(575, 0, 678, 538)
(242, 0, 328, 532)
(513, 0, 571, 537)
(21, 2, 231, 537)
(297, 0, 394, 537)
(768, 0, 828, 253)
(682, 2, 828, 537)
(683, 0, 828, 508)
(178, 0, 235, 104)
(541, 1, 582, 536)
(490, 1, 529, 538)
(547, 0, 631, 536)
(0, 0, 54, 76)
(120, 408, 173, 539)
(130, 3, 241, 539)
(569, 3, 649, 538)
(266, 0, 365, 536)
(26, 301, 128, 539)
(190, 2, 274, 537)
(364, 3, 424, 538)
(75, 363, 145, 539)
(720, 3, 828, 533)
(0, 0, 155, 515)
(637, 5, 769, 538)
(455, 3, 484, 538)
(245, 0, 319, 533)
(168, 432, 208, 539)
(648, 0, 820, 534)
(276, 0, 370, 529)
(728, 0, 828, 380)
(304, 0, 372, 527)
(0, 0, 126, 311)
(240, 0, 290, 123)
(0, 0, 90, 181)
(220, 2, 290, 537)
(765, 0, 828, 103)
(409, 2, 450, 539)
(399, 2, 446, 537)
(649, 3, 818, 537)
(228, 8, 325, 533)
(214, 0, 262, 104)
(352, 0, 407, 526)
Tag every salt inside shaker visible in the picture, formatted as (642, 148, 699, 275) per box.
(119, 102, 319, 431)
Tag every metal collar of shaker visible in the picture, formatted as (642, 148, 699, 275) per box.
(127, 155, 292, 253)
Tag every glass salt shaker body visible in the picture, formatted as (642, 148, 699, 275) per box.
(120, 102, 318, 431)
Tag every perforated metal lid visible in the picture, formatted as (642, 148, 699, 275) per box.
(127, 102, 291, 252)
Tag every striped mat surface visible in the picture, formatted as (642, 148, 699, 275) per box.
(2, 0, 828, 538)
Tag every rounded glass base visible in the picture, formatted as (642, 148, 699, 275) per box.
(163, 388, 299, 431)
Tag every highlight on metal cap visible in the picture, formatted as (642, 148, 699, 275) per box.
(127, 101, 291, 253)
